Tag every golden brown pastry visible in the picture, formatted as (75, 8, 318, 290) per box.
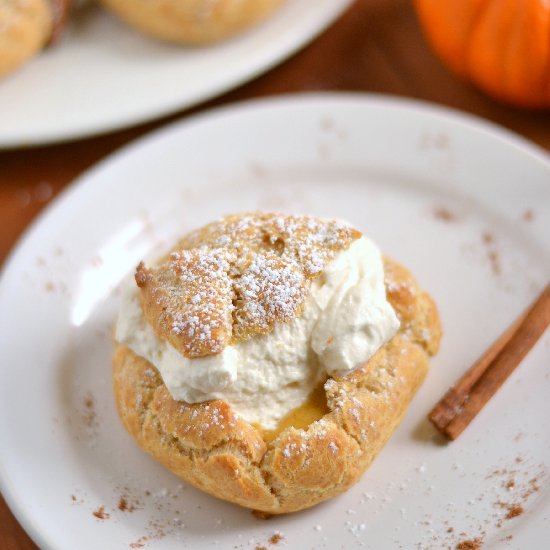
(0, 0, 72, 78)
(99, 0, 285, 45)
(113, 213, 441, 514)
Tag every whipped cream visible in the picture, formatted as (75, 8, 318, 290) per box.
(116, 237, 399, 429)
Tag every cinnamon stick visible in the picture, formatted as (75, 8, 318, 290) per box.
(429, 282, 550, 440)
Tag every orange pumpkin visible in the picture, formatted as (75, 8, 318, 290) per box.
(414, 0, 550, 109)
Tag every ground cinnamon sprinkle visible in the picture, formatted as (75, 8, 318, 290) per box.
(117, 494, 139, 512)
(269, 532, 284, 545)
(82, 393, 97, 428)
(255, 546, 267, 550)
(92, 506, 110, 520)
(455, 538, 483, 550)
(505, 479, 515, 490)
(481, 232, 501, 276)
(482, 232, 494, 245)
(118, 496, 131, 511)
(496, 500, 526, 521)
(487, 250, 501, 275)
(505, 504, 524, 520)
(522, 477, 540, 499)
(522, 209, 535, 222)
(433, 206, 459, 222)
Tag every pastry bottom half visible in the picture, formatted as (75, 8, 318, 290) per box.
(112, 259, 441, 514)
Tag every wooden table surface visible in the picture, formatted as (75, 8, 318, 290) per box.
(1, 0, 549, 547)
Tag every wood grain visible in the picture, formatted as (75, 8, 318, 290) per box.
(1, 0, 549, 547)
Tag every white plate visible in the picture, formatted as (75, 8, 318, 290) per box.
(1, 94, 549, 550)
(0, 0, 351, 148)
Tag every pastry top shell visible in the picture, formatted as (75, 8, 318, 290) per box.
(135, 213, 361, 358)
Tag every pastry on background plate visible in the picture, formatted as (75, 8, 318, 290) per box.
(0, 0, 71, 77)
(113, 212, 441, 514)
(100, 0, 285, 45)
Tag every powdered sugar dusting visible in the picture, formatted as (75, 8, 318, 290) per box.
(233, 254, 307, 335)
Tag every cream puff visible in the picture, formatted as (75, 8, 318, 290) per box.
(113, 212, 441, 513)
(100, 0, 285, 45)
(0, 0, 72, 78)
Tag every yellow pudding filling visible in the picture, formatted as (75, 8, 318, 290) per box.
(260, 382, 329, 443)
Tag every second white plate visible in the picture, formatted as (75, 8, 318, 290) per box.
(0, 0, 351, 147)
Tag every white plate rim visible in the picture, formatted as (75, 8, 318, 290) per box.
(1, 92, 549, 266)
(0, 92, 549, 550)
